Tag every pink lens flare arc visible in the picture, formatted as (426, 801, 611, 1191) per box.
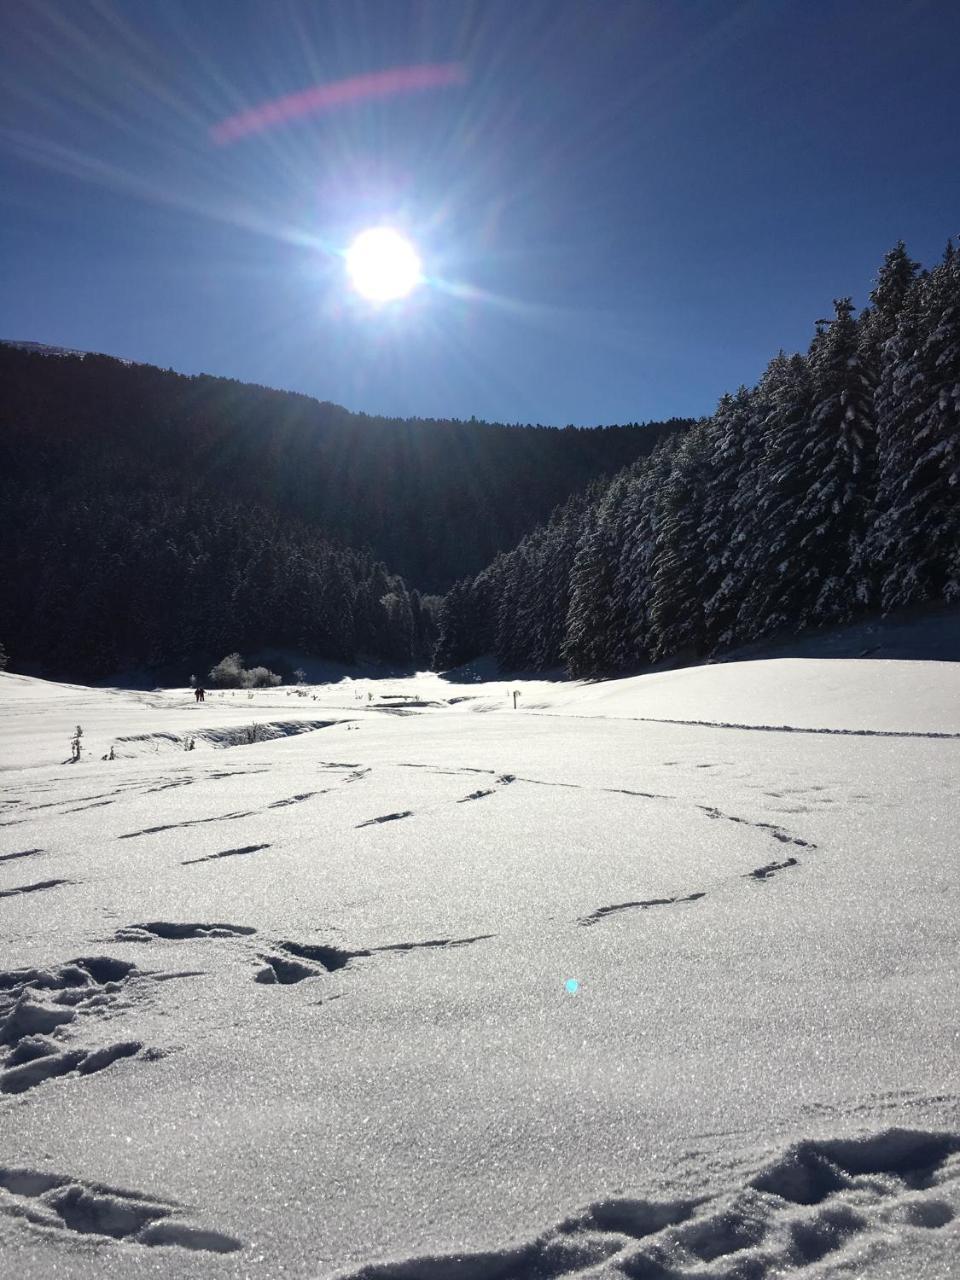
(210, 63, 468, 145)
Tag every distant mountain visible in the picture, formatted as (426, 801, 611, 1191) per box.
(1, 338, 131, 361)
(0, 343, 688, 679)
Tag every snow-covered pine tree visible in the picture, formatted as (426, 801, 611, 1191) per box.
(647, 422, 710, 661)
(789, 298, 876, 627)
(698, 387, 759, 652)
(855, 243, 922, 607)
(621, 441, 677, 664)
(496, 543, 537, 670)
(432, 579, 469, 669)
(563, 475, 634, 676)
(871, 242, 960, 609)
(734, 352, 814, 640)
(531, 494, 589, 669)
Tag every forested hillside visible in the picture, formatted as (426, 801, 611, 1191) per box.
(435, 241, 960, 674)
(0, 344, 684, 679)
(0, 344, 687, 591)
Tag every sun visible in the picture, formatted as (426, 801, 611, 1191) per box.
(345, 227, 422, 302)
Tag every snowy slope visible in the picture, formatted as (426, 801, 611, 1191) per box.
(1, 662, 958, 1279)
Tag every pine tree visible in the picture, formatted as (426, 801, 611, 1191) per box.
(621, 443, 677, 664)
(787, 299, 875, 628)
(872, 243, 960, 607)
(699, 388, 759, 651)
(562, 475, 635, 675)
(647, 422, 710, 661)
(735, 352, 814, 639)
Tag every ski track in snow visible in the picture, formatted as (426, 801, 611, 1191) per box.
(531, 710, 960, 740)
(329, 1128, 960, 1280)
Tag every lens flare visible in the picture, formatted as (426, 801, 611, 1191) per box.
(211, 64, 468, 145)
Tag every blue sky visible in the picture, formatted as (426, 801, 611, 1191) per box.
(2, 0, 959, 427)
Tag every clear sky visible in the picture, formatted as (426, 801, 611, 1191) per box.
(2, 0, 959, 427)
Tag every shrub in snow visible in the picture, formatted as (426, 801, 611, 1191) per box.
(243, 666, 282, 689)
(209, 653, 245, 687)
(208, 653, 281, 688)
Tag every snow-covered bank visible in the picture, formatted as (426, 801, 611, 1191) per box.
(1, 662, 958, 1279)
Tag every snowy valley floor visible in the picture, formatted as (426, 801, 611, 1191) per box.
(0, 660, 958, 1279)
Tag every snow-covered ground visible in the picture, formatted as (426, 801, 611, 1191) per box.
(1, 660, 958, 1279)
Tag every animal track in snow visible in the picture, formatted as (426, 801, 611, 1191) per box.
(746, 857, 799, 881)
(457, 774, 516, 803)
(329, 1127, 960, 1280)
(0, 878, 74, 899)
(0, 956, 144, 1095)
(114, 921, 257, 941)
(254, 954, 320, 985)
(356, 810, 413, 828)
(697, 805, 814, 849)
(0, 848, 44, 864)
(255, 934, 496, 984)
(182, 843, 271, 866)
(119, 811, 255, 839)
(266, 791, 317, 808)
(0, 1164, 241, 1253)
(579, 893, 706, 927)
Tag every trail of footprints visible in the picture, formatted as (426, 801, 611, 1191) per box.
(331, 1128, 960, 1280)
(378, 761, 812, 923)
(356, 771, 516, 828)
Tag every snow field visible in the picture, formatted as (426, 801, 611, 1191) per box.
(0, 661, 958, 1279)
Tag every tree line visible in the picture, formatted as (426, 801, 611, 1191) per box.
(0, 461, 439, 680)
(435, 241, 960, 675)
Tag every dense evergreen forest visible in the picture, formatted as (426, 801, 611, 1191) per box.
(435, 241, 960, 674)
(0, 344, 684, 679)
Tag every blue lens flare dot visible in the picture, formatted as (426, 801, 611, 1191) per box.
(565, 978, 579, 995)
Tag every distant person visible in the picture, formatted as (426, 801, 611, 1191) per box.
(195, 686, 205, 703)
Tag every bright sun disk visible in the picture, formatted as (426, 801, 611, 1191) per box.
(346, 227, 422, 302)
